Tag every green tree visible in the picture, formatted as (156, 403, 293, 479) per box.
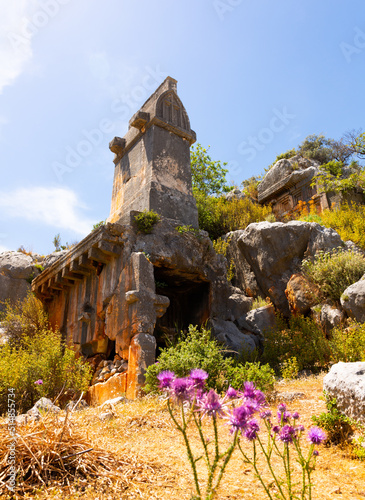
(190, 143, 229, 196)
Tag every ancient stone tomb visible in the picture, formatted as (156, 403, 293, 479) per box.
(32, 77, 251, 403)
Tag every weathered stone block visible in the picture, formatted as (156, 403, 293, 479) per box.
(86, 372, 127, 406)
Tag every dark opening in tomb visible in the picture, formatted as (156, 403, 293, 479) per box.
(153, 266, 210, 352)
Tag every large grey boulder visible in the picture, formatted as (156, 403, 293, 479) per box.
(320, 304, 345, 334)
(243, 305, 276, 336)
(210, 318, 257, 354)
(226, 230, 264, 298)
(258, 156, 319, 204)
(232, 221, 344, 315)
(0, 251, 41, 312)
(40, 250, 68, 269)
(0, 251, 35, 279)
(323, 362, 365, 423)
(341, 275, 365, 323)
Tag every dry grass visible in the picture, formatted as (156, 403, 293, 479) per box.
(1, 375, 365, 499)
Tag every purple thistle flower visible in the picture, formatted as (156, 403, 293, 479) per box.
(260, 409, 272, 420)
(189, 369, 208, 390)
(199, 389, 225, 418)
(313, 450, 319, 456)
(277, 410, 291, 423)
(278, 403, 287, 412)
(226, 386, 238, 399)
(292, 411, 300, 420)
(171, 377, 192, 403)
(34, 379, 43, 385)
(243, 381, 256, 399)
(157, 370, 175, 390)
(226, 405, 249, 434)
(296, 425, 305, 433)
(279, 425, 296, 444)
(272, 425, 280, 434)
(307, 426, 327, 444)
(244, 419, 260, 441)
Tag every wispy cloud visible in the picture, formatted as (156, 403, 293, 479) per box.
(0, 1, 38, 94)
(0, 187, 93, 235)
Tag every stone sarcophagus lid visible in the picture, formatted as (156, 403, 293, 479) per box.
(107, 76, 199, 228)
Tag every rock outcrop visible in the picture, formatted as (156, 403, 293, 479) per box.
(341, 275, 365, 323)
(228, 221, 344, 315)
(285, 273, 320, 316)
(0, 252, 38, 312)
(323, 362, 365, 424)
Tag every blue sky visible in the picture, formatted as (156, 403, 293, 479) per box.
(0, 0, 364, 254)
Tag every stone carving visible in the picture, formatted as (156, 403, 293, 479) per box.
(107, 77, 198, 228)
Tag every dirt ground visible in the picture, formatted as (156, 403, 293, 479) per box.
(1, 374, 365, 500)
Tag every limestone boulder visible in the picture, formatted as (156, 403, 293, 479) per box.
(0, 274, 31, 312)
(40, 250, 68, 269)
(225, 189, 245, 201)
(0, 251, 35, 279)
(341, 275, 365, 323)
(235, 221, 344, 315)
(28, 397, 61, 414)
(210, 318, 257, 354)
(320, 304, 345, 334)
(0, 251, 42, 312)
(323, 362, 365, 423)
(285, 273, 320, 315)
(226, 230, 264, 298)
(241, 305, 277, 336)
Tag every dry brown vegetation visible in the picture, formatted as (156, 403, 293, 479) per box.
(1, 375, 365, 500)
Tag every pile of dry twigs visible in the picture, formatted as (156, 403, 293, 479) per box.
(0, 406, 157, 497)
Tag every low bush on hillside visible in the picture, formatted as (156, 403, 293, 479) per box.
(296, 202, 365, 250)
(1, 293, 49, 346)
(261, 315, 331, 374)
(329, 320, 365, 362)
(0, 294, 92, 415)
(302, 248, 365, 303)
(0, 329, 92, 415)
(145, 325, 275, 394)
(195, 192, 274, 240)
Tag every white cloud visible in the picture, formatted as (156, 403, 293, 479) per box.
(0, 187, 94, 235)
(0, 244, 9, 253)
(0, 1, 43, 94)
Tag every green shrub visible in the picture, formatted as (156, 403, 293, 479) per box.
(1, 293, 49, 346)
(225, 361, 275, 394)
(302, 248, 365, 303)
(145, 325, 276, 396)
(195, 192, 273, 240)
(175, 224, 201, 237)
(92, 220, 105, 231)
(319, 203, 365, 250)
(261, 315, 331, 374)
(134, 210, 161, 234)
(329, 320, 365, 362)
(280, 356, 300, 380)
(144, 325, 231, 394)
(0, 330, 92, 415)
(312, 394, 354, 445)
